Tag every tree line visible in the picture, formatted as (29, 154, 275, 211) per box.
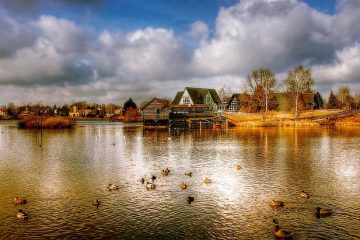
(219, 65, 360, 120)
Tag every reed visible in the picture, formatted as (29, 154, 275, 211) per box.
(18, 117, 74, 129)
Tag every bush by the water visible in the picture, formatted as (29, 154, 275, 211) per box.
(19, 117, 74, 129)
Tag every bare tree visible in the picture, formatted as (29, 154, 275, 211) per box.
(217, 84, 232, 103)
(247, 68, 276, 120)
(337, 86, 352, 109)
(284, 66, 313, 119)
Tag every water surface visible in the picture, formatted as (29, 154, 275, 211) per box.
(0, 121, 359, 239)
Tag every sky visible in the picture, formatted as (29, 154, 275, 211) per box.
(0, 0, 359, 105)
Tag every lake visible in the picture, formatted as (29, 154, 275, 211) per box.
(0, 121, 359, 239)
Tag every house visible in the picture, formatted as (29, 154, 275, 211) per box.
(141, 98, 170, 126)
(69, 105, 80, 117)
(172, 87, 221, 111)
(0, 108, 7, 116)
(226, 94, 241, 112)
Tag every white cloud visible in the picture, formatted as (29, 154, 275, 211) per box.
(191, 0, 360, 77)
(1, 0, 360, 104)
(312, 43, 360, 92)
(187, 21, 209, 40)
(36, 15, 89, 54)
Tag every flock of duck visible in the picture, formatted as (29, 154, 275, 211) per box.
(269, 189, 332, 239)
(12, 163, 333, 239)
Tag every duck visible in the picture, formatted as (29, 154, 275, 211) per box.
(146, 182, 156, 190)
(187, 196, 195, 204)
(162, 168, 170, 176)
(236, 164, 242, 171)
(180, 182, 187, 190)
(204, 177, 212, 184)
(14, 197, 27, 205)
(107, 184, 119, 191)
(140, 178, 145, 184)
(272, 218, 293, 239)
(300, 190, 309, 198)
(316, 207, 332, 217)
(151, 175, 156, 182)
(185, 172, 192, 177)
(17, 209, 29, 220)
(271, 200, 284, 208)
(92, 199, 100, 208)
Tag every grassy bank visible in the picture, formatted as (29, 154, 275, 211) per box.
(18, 117, 74, 129)
(334, 113, 360, 126)
(225, 110, 360, 127)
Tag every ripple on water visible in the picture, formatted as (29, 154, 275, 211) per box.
(0, 124, 360, 239)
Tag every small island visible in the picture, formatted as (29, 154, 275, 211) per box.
(18, 117, 74, 129)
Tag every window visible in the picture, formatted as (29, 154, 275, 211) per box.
(183, 96, 190, 104)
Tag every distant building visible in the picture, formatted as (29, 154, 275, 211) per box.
(226, 93, 241, 112)
(141, 98, 170, 127)
(69, 105, 80, 117)
(172, 87, 222, 111)
(0, 108, 7, 116)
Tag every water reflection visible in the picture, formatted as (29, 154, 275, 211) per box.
(0, 122, 359, 239)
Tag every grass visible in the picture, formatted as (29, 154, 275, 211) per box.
(18, 117, 74, 129)
(334, 113, 360, 126)
(223, 110, 360, 127)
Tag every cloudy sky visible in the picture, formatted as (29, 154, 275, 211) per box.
(0, 0, 359, 105)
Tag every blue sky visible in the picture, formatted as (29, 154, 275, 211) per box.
(41, 0, 337, 34)
(0, 0, 359, 104)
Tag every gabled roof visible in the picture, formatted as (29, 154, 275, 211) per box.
(140, 98, 170, 110)
(208, 89, 222, 104)
(172, 91, 183, 104)
(227, 93, 241, 104)
(173, 87, 221, 105)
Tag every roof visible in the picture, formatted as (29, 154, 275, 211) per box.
(172, 91, 183, 104)
(208, 89, 222, 104)
(140, 98, 170, 110)
(227, 93, 241, 104)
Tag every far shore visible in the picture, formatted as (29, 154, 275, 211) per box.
(2, 109, 360, 128)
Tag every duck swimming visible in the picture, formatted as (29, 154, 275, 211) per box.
(162, 168, 170, 176)
(107, 184, 119, 191)
(146, 182, 156, 190)
(185, 172, 192, 177)
(17, 209, 29, 220)
(236, 164, 242, 171)
(272, 218, 293, 239)
(204, 177, 212, 184)
(271, 200, 284, 208)
(187, 196, 194, 204)
(316, 207, 332, 217)
(180, 182, 187, 190)
(92, 199, 100, 208)
(300, 190, 309, 198)
(14, 197, 27, 205)
(151, 175, 156, 182)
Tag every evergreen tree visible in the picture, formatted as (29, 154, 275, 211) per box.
(313, 91, 324, 109)
(327, 91, 338, 109)
(123, 98, 137, 112)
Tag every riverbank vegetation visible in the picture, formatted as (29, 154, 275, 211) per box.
(18, 117, 74, 129)
(223, 110, 360, 127)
